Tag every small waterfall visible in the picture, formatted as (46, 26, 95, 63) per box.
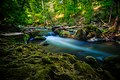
(45, 36, 112, 57)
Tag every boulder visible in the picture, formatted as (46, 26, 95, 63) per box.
(74, 29, 87, 40)
(103, 56, 120, 80)
(0, 43, 105, 80)
(74, 25, 102, 40)
(59, 30, 70, 37)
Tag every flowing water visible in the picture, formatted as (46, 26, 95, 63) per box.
(30, 31, 120, 60)
(44, 33, 120, 60)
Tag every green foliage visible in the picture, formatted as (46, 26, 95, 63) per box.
(0, 0, 119, 26)
(0, 0, 28, 25)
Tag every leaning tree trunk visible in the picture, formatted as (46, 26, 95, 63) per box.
(113, 16, 119, 33)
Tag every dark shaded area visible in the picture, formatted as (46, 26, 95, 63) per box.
(0, 24, 21, 33)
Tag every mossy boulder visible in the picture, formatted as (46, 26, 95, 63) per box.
(103, 56, 120, 80)
(34, 36, 46, 40)
(0, 42, 106, 80)
(59, 30, 70, 37)
(74, 25, 102, 40)
(74, 29, 87, 40)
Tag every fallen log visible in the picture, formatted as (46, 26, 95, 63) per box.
(0, 32, 24, 36)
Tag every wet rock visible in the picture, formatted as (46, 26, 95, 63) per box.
(28, 36, 46, 44)
(103, 56, 120, 80)
(74, 29, 87, 40)
(34, 36, 46, 40)
(85, 56, 116, 80)
(87, 37, 105, 42)
(85, 56, 99, 68)
(116, 41, 120, 44)
(40, 41, 49, 46)
(59, 30, 70, 37)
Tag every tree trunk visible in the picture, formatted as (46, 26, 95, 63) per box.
(113, 16, 119, 33)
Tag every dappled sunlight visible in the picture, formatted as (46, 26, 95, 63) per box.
(81, 10, 86, 15)
(54, 14, 64, 20)
(93, 5, 101, 11)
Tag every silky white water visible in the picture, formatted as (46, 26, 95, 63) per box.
(45, 36, 112, 57)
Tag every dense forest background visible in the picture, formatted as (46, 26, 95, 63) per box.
(0, 0, 120, 27)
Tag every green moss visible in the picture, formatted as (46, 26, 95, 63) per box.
(74, 25, 102, 40)
(60, 30, 70, 37)
(0, 41, 104, 80)
(23, 33, 30, 43)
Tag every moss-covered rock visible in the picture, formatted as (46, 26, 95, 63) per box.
(74, 29, 87, 40)
(59, 30, 70, 37)
(103, 56, 120, 80)
(74, 25, 102, 40)
(0, 40, 110, 80)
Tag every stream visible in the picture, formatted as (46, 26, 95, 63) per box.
(44, 35, 120, 60)
(29, 29, 120, 61)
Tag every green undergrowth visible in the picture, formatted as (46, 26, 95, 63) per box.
(0, 38, 105, 80)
